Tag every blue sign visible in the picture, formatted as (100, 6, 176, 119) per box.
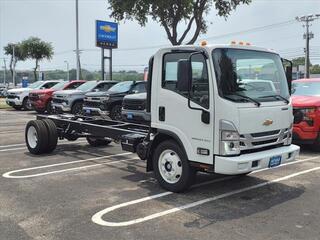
(96, 20, 118, 49)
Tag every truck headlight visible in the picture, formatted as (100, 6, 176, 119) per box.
(220, 120, 240, 156)
(101, 95, 110, 103)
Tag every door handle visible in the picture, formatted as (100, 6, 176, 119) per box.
(159, 106, 165, 121)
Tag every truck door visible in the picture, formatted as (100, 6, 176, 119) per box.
(155, 51, 214, 165)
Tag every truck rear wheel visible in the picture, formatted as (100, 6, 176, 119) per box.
(86, 137, 112, 147)
(42, 119, 58, 153)
(153, 140, 195, 192)
(25, 120, 49, 154)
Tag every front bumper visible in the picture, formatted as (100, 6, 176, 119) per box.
(52, 103, 71, 112)
(82, 106, 108, 116)
(214, 144, 300, 175)
(293, 125, 319, 143)
(121, 109, 150, 123)
(6, 98, 22, 106)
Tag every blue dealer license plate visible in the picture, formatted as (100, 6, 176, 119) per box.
(269, 155, 282, 168)
(127, 113, 133, 119)
(85, 109, 91, 114)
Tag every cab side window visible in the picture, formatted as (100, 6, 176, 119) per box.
(132, 83, 146, 93)
(162, 52, 209, 109)
(65, 82, 83, 90)
(42, 82, 58, 89)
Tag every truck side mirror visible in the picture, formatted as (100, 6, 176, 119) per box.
(177, 59, 191, 92)
(282, 58, 293, 95)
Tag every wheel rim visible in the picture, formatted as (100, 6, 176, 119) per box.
(158, 149, 182, 184)
(26, 99, 32, 110)
(27, 126, 38, 149)
(74, 104, 82, 115)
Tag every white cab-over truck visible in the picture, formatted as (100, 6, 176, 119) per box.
(25, 43, 300, 192)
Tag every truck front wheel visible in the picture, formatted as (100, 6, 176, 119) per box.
(153, 140, 195, 192)
(110, 104, 122, 121)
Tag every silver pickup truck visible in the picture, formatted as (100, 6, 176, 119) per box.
(52, 80, 117, 114)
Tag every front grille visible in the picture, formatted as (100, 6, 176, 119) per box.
(83, 101, 101, 108)
(122, 99, 146, 111)
(29, 94, 39, 101)
(7, 95, 17, 99)
(240, 128, 289, 151)
(52, 98, 64, 104)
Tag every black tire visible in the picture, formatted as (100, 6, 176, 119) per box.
(25, 120, 49, 154)
(86, 137, 112, 147)
(153, 140, 195, 193)
(22, 97, 32, 111)
(42, 119, 58, 153)
(46, 100, 53, 114)
(13, 106, 22, 110)
(311, 135, 320, 152)
(71, 101, 83, 115)
(110, 104, 122, 121)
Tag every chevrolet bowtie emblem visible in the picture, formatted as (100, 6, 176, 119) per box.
(263, 119, 273, 126)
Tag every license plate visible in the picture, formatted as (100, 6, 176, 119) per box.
(85, 109, 91, 114)
(269, 155, 282, 168)
(127, 113, 133, 119)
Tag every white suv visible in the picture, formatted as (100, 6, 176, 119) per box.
(6, 80, 61, 110)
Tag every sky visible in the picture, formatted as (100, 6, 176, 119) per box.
(0, 0, 319, 73)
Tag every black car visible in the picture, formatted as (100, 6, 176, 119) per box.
(83, 81, 146, 120)
(122, 92, 150, 124)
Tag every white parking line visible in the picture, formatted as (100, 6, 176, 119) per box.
(92, 156, 320, 227)
(2, 152, 135, 178)
(0, 140, 87, 152)
(0, 143, 25, 148)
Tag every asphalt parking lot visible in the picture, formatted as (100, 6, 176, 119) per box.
(0, 109, 320, 240)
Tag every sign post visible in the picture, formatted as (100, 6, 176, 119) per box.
(96, 20, 118, 80)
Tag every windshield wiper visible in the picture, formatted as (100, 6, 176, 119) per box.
(225, 93, 261, 107)
(259, 95, 289, 104)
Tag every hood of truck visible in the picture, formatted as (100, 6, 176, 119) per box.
(292, 95, 320, 108)
(54, 89, 83, 96)
(124, 92, 146, 100)
(85, 91, 108, 97)
(8, 88, 32, 93)
(30, 89, 54, 95)
(238, 104, 292, 134)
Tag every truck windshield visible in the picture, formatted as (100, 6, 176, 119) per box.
(108, 81, 133, 93)
(51, 81, 67, 90)
(292, 81, 320, 96)
(212, 48, 289, 103)
(76, 81, 97, 91)
(29, 81, 44, 89)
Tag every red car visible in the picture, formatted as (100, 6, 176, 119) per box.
(292, 78, 320, 148)
(29, 80, 86, 113)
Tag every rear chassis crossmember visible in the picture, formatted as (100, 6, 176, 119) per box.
(36, 114, 150, 154)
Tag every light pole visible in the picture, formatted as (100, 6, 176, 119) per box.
(12, 44, 16, 86)
(296, 14, 320, 78)
(64, 60, 70, 81)
(75, 0, 80, 80)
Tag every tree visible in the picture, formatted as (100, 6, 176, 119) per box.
(292, 57, 307, 67)
(23, 37, 54, 81)
(107, 0, 251, 46)
(3, 42, 28, 80)
(311, 64, 320, 74)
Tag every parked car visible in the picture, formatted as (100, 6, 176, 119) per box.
(292, 78, 320, 148)
(52, 80, 116, 115)
(83, 81, 146, 120)
(6, 80, 61, 110)
(121, 92, 150, 124)
(29, 80, 86, 114)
